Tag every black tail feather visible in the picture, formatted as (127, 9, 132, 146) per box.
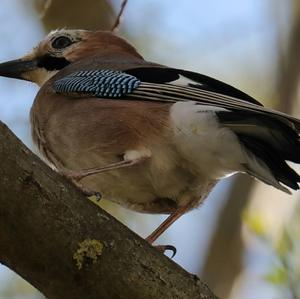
(238, 134, 300, 190)
(216, 111, 300, 190)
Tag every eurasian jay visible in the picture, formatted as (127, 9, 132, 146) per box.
(0, 29, 299, 246)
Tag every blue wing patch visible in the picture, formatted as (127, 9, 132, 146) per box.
(53, 70, 141, 98)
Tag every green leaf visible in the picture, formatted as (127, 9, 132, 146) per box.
(243, 211, 267, 238)
(265, 266, 288, 285)
(276, 230, 293, 256)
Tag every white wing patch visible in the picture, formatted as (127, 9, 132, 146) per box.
(171, 74, 200, 86)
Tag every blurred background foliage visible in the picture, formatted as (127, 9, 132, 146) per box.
(0, 0, 299, 298)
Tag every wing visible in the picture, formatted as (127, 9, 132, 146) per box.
(125, 67, 263, 106)
(53, 67, 300, 128)
(53, 69, 141, 98)
(52, 67, 300, 192)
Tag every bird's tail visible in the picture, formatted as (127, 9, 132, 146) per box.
(216, 110, 300, 193)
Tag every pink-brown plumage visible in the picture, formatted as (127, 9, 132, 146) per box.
(1, 29, 300, 244)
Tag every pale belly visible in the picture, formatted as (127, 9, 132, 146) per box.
(68, 145, 217, 214)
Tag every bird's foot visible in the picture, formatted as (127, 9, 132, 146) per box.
(60, 170, 102, 200)
(154, 244, 177, 258)
(79, 185, 102, 201)
(145, 204, 195, 258)
(72, 180, 102, 201)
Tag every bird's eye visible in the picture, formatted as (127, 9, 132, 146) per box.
(51, 36, 72, 49)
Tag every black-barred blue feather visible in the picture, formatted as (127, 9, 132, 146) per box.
(53, 70, 141, 98)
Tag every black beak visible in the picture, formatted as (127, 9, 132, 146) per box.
(0, 59, 38, 81)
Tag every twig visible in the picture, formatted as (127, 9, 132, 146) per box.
(39, 0, 52, 19)
(111, 0, 128, 32)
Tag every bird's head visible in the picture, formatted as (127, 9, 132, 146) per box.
(0, 29, 142, 86)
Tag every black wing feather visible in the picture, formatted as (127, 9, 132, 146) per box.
(125, 67, 262, 106)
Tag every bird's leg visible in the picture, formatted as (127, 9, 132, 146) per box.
(61, 149, 151, 199)
(146, 204, 190, 243)
(146, 202, 193, 257)
(61, 160, 142, 200)
(63, 160, 137, 181)
(64, 149, 151, 182)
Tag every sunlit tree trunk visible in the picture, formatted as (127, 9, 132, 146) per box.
(277, 0, 300, 116)
(200, 176, 253, 298)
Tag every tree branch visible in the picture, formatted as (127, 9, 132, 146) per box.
(0, 121, 218, 299)
(38, 0, 52, 19)
(111, 0, 128, 32)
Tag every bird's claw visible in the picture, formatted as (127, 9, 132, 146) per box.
(94, 192, 102, 201)
(154, 244, 177, 258)
(73, 182, 102, 200)
(83, 188, 102, 201)
(60, 170, 102, 200)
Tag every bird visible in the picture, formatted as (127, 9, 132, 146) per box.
(0, 29, 300, 249)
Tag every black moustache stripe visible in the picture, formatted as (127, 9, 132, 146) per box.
(37, 55, 70, 71)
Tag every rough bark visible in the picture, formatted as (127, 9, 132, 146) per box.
(0, 121, 218, 299)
